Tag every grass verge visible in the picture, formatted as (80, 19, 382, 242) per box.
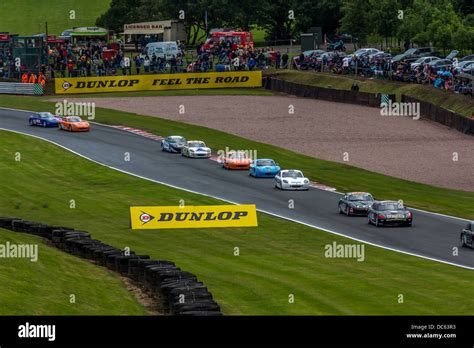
(1, 130, 474, 315)
(0, 227, 147, 315)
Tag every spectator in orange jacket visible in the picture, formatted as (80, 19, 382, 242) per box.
(21, 73, 28, 83)
(28, 73, 37, 83)
(37, 73, 46, 87)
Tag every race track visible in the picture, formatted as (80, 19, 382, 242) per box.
(1, 107, 472, 269)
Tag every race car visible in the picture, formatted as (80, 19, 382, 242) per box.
(28, 112, 61, 127)
(222, 151, 252, 170)
(338, 192, 374, 216)
(274, 169, 310, 190)
(181, 140, 211, 158)
(58, 116, 91, 132)
(249, 158, 281, 178)
(367, 200, 413, 227)
(460, 221, 474, 249)
(161, 135, 187, 153)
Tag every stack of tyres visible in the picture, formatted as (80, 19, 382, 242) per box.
(144, 265, 181, 292)
(101, 249, 125, 267)
(0, 217, 21, 230)
(88, 245, 118, 262)
(12, 220, 37, 232)
(115, 255, 150, 275)
(130, 260, 176, 283)
(106, 251, 136, 271)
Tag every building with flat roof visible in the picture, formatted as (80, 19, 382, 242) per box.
(123, 20, 186, 50)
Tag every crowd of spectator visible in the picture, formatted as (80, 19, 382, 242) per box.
(297, 51, 472, 95)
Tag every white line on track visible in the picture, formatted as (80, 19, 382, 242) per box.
(0, 125, 472, 270)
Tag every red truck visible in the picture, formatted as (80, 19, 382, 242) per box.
(202, 31, 254, 51)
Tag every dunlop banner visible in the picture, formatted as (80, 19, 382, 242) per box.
(130, 205, 258, 230)
(55, 71, 262, 94)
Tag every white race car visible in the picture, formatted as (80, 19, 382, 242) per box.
(274, 169, 310, 190)
(181, 140, 212, 158)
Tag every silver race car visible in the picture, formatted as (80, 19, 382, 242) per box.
(161, 135, 187, 153)
(181, 140, 212, 158)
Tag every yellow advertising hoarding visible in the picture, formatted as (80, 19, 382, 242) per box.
(55, 71, 262, 94)
(130, 205, 258, 230)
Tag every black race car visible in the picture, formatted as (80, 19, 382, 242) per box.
(338, 192, 374, 216)
(367, 200, 413, 227)
(461, 221, 474, 249)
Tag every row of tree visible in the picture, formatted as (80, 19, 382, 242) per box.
(340, 0, 474, 53)
(96, 0, 473, 51)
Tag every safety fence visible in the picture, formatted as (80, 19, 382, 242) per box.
(264, 76, 396, 108)
(401, 95, 474, 135)
(0, 82, 44, 95)
(0, 217, 222, 316)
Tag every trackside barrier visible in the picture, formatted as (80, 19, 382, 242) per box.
(263, 76, 396, 108)
(401, 95, 474, 135)
(0, 82, 44, 95)
(0, 217, 222, 316)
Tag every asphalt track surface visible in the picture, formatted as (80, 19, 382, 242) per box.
(1, 107, 473, 269)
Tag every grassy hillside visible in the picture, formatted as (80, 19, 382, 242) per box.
(0, 0, 111, 36)
(0, 227, 147, 315)
(1, 130, 474, 315)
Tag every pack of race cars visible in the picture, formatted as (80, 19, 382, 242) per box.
(160, 135, 417, 227)
(29, 112, 91, 132)
(29, 119, 472, 232)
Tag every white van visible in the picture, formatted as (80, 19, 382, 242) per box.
(145, 41, 181, 60)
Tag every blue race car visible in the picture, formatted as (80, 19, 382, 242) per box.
(28, 112, 60, 128)
(161, 135, 187, 153)
(249, 158, 281, 178)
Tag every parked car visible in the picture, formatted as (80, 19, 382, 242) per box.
(430, 59, 453, 73)
(391, 47, 435, 63)
(459, 54, 474, 62)
(353, 48, 381, 58)
(454, 61, 474, 74)
(410, 56, 441, 70)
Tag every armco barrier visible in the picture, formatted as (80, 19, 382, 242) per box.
(0, 82, 44, 95)
(401, 95, 474, 135)
(264, 76, 395, 108)
(0, 217, 222, 316)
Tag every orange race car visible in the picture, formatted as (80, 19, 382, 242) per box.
(58, 116, 91, 132)
(222, 151, 252, 170)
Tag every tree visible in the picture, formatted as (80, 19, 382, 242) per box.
(339, 0, 373, 46)
(370, 0, 401, 48)
(96, 0, 142, 32)
(256, 0, 296, 42)
(294, 0, 343, 36)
